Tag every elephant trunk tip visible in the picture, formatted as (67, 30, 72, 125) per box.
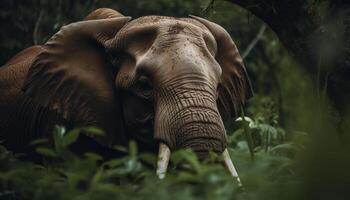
(179, 137, 226, 160)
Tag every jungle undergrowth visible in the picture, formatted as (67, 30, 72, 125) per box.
(0, 105, 308, 200)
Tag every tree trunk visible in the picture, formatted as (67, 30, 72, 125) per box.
(226, 0, 350, 114)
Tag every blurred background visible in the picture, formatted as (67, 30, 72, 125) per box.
(1, 0, 350, 199)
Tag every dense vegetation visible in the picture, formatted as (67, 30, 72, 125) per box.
(1, 0, 349, 199)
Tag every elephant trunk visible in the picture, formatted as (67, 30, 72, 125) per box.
(154, 77, 227, 159)
(153, 77, 242, 185)
(175, 107, 226, 159)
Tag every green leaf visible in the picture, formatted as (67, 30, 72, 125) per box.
(128, 140, 138, 158)
(103, 157, 129, 168)
(125, 158, 142, 173)
(92, 183, 121, 194)
(36, 147, 57, 157)
(91, 168, 103, 185)
(62, 129, 80, 147)
(53, 125, 66, 152)
(240, 108, 255, 161)
(64, 171, 86, 188)
(138, 153, 157, 167)
(85, 152, 104, 162)
(113, 145, 128, 153)
(29, 138, 49, 146)
(175, 171, 201, 183)
(171, 149, 201, 173)
(83, 126, 105, 136)
(54, 125, 66, 137)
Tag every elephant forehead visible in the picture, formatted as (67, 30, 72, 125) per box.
(123, 15, 210, 30)
(115, 16, 221, 83)
(137, 40, 222, 85)
(114, 16, 218, 60)
(118, 15, 214, 42)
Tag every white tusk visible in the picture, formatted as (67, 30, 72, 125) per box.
(156, 142, 171, 179)
(222, 148, 243, 187)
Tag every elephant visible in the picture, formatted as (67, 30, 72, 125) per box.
(0, 8, 252, 181)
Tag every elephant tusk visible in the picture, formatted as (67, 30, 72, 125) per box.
(156, 142, 171, 179)
(222, 148, 243, 187)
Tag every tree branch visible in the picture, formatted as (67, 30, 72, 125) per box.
(33, 9, 44, 45)
(242, 24, 266, 59)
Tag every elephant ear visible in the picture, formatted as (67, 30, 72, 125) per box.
(22, 13, 131, 146)
(190, 15, 253, 121)
(84, 8, 124, 20)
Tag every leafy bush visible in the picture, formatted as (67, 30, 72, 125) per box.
(0, 117, 306, 200)
(2, 92, 349, 200)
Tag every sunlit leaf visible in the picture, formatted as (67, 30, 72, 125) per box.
(62, 129, 80, 147)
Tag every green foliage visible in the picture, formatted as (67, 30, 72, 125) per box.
(0, 84, 348, 200)
(0, 120, 304, 200)
(5, 106, 348, 200)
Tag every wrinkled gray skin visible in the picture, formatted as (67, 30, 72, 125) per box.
(118, 17, 227, 156)
(0, 8, 252, 159)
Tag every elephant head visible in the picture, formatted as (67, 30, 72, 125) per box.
(22, 8, 252, 181)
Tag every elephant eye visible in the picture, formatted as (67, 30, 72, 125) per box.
(138, 75, 153, 90)
(135, 75, 153, 99)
